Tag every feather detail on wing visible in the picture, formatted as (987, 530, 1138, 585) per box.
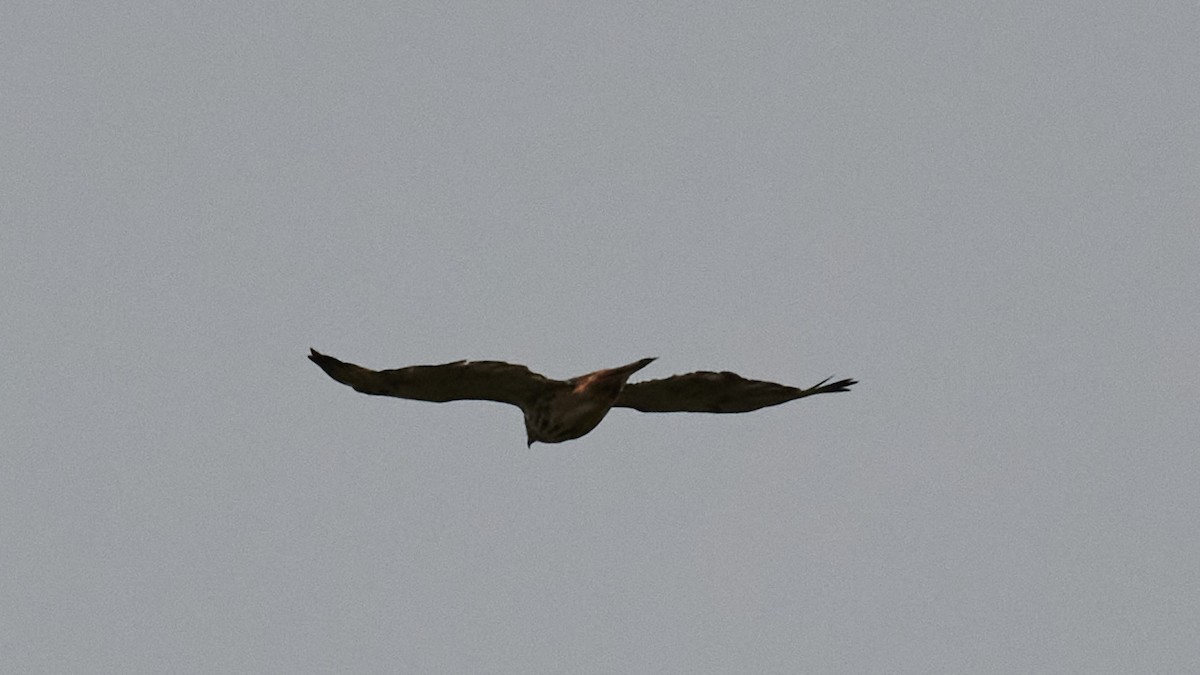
(614, 371, 857, 413)
(308, 349, 556, 408)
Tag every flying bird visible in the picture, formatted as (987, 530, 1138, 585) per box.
(308, 349, 856, 446)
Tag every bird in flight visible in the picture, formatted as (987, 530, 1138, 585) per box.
(308, 349, 856, 446)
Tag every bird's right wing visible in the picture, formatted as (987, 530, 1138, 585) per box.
(308, 349, 557, 409)
(614, 371, 856, 413)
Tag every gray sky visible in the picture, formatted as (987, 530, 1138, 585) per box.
(3, 2, 1198, 672)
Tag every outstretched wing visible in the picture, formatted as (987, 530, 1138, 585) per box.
(308, 348, 556, 409)
(614, 371, 856, 413)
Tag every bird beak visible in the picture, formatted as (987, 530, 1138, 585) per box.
(611, 357, 657, 379)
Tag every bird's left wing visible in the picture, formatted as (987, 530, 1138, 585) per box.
(308, 349, 555, 409)
(614, 371, 856, 413)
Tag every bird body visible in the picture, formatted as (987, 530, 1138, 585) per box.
(308, 349, 855, 446)
(521, 357, 657, 445)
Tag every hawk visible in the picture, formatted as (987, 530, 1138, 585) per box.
(308, 348, 856, 446)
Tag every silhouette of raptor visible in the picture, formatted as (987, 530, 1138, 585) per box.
(308, 349, 856, 446)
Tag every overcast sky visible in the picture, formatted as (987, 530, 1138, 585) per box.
(3, 2, 1198, 673)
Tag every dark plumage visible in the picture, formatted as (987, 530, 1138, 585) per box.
(308, 349, 855, 446)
